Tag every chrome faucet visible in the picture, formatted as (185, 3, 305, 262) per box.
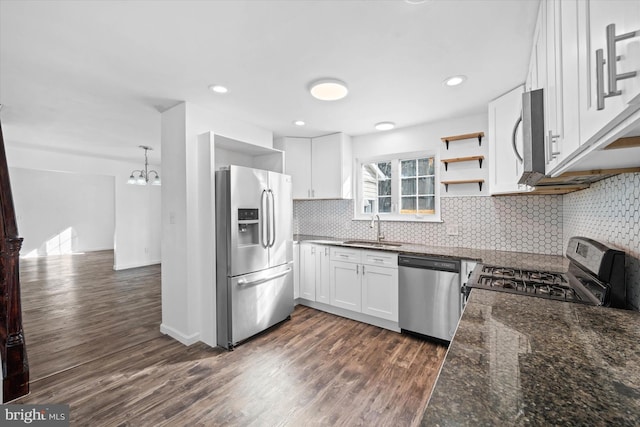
(370, 214, 384, 243)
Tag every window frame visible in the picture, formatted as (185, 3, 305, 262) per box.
(354, 151, 442, 222)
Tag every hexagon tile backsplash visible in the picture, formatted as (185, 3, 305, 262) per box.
(294, 195, 564, 255)
(564, 173, 640, 311)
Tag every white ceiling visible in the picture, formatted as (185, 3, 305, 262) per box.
(0, 0, 540, 164)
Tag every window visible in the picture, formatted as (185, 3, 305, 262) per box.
(357, 152, 440, 222)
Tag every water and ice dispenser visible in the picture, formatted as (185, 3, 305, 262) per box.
(237, 208, 259, 246)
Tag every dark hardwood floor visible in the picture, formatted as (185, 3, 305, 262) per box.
(15, 251, 446, 426)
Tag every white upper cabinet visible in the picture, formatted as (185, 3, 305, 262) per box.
(555, 0, 582, 168)
(488, 85, 528, 195)
(281, 137, 312, 199)
(526, 4, 546, 93)
(577, 0, 640, 149)
(275, 133, 352, 200)
(544, 0, 562, 171)
(514, 0, 640, 179)
(542, 0, 583, 172)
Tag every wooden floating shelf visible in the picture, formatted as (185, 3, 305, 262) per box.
(441, 179, 485, 192)
(441, 155, 484, 171)
(604, 136, 640, 150)
(441, 132, 484, 150)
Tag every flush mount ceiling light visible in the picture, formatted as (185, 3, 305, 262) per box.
(293, 120, 305, 126)
(127, 146, 161, 186)
(443, 75, 467, 87)
(308, 78, 349, 101)
(375, 122, 395, 131)
(208, 84, 228, 94)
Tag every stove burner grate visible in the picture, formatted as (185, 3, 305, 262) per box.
(476, 275, 581, 302)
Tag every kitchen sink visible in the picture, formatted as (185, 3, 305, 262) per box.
(342, 240, 403, 248)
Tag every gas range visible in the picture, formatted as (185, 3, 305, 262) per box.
(467, 237, 626, 308)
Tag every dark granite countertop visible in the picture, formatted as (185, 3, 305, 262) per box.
(421, 289, 640, 426)
(293, 234, 569, 272)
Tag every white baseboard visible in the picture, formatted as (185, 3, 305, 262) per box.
(113, 259, 161, 270)
(159, 323, 200, 346)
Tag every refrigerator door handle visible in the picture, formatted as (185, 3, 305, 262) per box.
(261, 189, 269, 248)
(237, 268, 292, 287)
(268, 189, 276, 248)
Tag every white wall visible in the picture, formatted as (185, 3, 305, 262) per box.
(10, 167, 115, 256)
(352, 113, 489, 197)
(6, 145, 161, 270)
(160, 102, 273, 347)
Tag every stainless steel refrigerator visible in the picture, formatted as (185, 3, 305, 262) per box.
(215, 165, 294, 349)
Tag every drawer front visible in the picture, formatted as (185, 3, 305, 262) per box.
(363, 250, 398, 268)
(330, 247, 361, 263)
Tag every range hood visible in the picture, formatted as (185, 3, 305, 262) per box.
(518, 88, 546, 186)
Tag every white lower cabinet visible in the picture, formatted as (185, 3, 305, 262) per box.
(299, 243, 330, 302)
(293, 242, 300, 300)
(361, 264, 398, 322)
(330, 260, 361, 311)
(299, 244, 399, 326)
(316, 246, 331, 305)
(330, 247, 398, 321)
(299, 243, 317, 300)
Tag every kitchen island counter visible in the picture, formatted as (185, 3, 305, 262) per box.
(421, 289, 640, 426)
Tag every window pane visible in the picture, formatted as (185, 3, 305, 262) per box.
(378, 162, 391, 179)
(400, 160, 416, 177)
(418, 196, 435, 213)
(418, 157, 434, 175)
(418, 177, 435, 194)
(400, 196, 416, 213)
(401, 178, 416, 196)
(362, 164, 378, 202)
(378, 179, 391, 196)
(379, 197, 392, 213)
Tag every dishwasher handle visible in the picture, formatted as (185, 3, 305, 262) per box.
(398, 255, 460, 273)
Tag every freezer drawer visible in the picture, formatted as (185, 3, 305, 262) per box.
(217, 263, 294, 349)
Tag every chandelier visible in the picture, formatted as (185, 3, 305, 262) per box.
(127, 145, 161, 186)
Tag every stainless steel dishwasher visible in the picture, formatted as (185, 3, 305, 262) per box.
(398, 255, 461, 342)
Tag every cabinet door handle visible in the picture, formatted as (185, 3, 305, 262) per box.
(325, 247, 329, 256)
(596, 48, 607, 111)
(311, 189, 315, 198)
(546, 131, 561, 163)
(362, 265, 365, 275)
(311, 247, 315, 255)
(606, 23, 638, 97)
(356, 264, 359, 275)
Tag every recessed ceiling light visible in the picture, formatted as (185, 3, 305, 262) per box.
(209, 84, 228, 94)
(375, 122, 395, 131)
(309, 78, 348, 101)
(293, 120, 305, 126)
(405, 0, 429, 4)
(443, 75, 467, 87)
